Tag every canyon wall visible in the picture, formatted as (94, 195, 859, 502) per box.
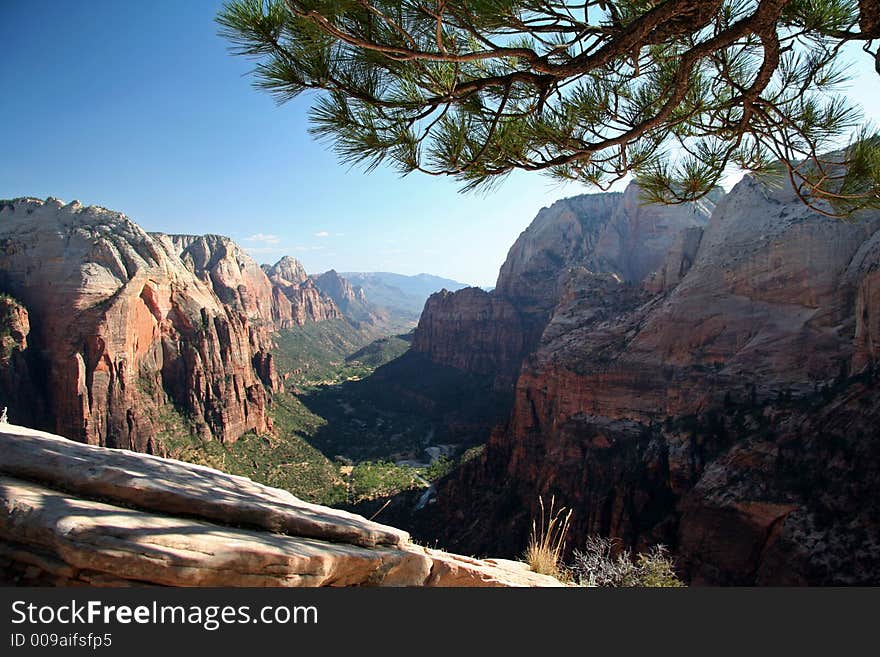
(411, 287, 526, 381)
(0, 198, 340, 452)
(412, 183, 718, 387)
(405, 178, 880, 584)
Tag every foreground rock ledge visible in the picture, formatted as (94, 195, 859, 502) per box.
(0, 426, 562, 587)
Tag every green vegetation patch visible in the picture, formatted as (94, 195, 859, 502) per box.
(350, 461, 424, 504)
(155, 397, 346, 506)
(151, 321, 501, 508)
(345, 334, 411, 369)
(297, 353, 510, 462)
(273, 320, 393, 387)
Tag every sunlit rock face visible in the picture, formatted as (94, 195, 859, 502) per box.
(263, 257, 342, 328)
(412, 182, 718, 387)
(405, 177, 880, 584)
(0, 198, 296, 450)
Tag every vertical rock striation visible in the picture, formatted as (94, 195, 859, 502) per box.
(405, 177, 880, 584)
(263, 257, 343, 328)
(0, 198, 338, 452)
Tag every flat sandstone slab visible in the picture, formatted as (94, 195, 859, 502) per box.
(0, 425, 407, 548)
(0, 426, 563, 587)
(0, 475, 429, 586)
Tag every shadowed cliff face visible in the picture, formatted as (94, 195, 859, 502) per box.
(419, 371, 880, 585)
(401, 178, 880, 584)
(0, 296, 46, 428)
(0, 198, 342, 452)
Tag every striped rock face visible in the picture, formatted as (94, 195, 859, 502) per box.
(403, 178, 880, 585)
(0, 198, 342, 451)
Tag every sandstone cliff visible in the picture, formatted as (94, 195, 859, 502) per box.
(0, 198, 340, 452)
(263, 256, 342, 328)
(411, 183, 718, 385)
(402, 177, 880, 585)
(411, 287, 526, 380)
(312, 269, 386, 327)
(0, 425, 562, 587)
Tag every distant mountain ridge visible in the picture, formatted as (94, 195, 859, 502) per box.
(261, 257, 342, 328)
(340, 272, 469, 321)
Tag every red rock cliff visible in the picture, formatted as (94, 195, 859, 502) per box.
(263, 256, 342, 328)
(0, 198, 297, 451)
(406, 177, 880, 584)
(412, 287, 526, 385)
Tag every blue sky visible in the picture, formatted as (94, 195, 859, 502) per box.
(2, 1, 879, 286)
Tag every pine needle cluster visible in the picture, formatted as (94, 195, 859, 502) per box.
(218, 1, 880, 216)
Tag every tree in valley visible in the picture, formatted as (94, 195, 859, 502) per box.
(218, 1, 880, 216)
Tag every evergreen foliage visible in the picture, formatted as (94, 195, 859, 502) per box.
(219, 0, 880, 216)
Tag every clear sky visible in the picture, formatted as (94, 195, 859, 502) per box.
(2, 1, 879, 287)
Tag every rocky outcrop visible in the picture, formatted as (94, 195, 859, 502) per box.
(264, 255, 308, 286)
(0, 425, 562, 587)
(312, 269, 384, 326)
(412, 287, 526, 383)
(0, 296, 28, 353)
(0, 198, 330, 452)
(411, 183, 718, 382)
(420, 369, 880, 585)
(403, 176, 880, 585)
(264, 257, 342, 328)
(674, 376, 880, 585)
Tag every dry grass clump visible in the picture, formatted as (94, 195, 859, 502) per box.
(524, 496, 572, 577)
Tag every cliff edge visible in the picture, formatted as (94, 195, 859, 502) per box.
(0, 425, 562, 587)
